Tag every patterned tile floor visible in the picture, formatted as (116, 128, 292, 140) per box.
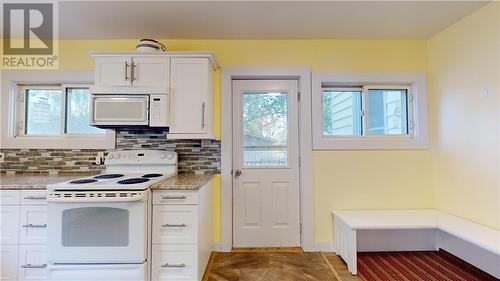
(205, 251, 357, 281)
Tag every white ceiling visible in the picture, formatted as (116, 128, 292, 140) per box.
(56, 1, 488, 39)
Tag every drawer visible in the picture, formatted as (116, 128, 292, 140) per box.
(152, 244, 197, 281)
(18, 245, 48, 281)
(21, 190, 47, 205)
(1, 206, 20, 244)
(153, 191, 198, 205)
(19, 205, 47, 245)
(152, 205, 198, 244)
(1, 244, 18, 281)
(0, 190, 21, 205)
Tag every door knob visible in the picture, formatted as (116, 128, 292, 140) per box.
(234, 169, 242, 177)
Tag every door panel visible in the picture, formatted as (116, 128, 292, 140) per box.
(19, 206, 47, 245)
(132, 57, 170, 87)
(94, 57, 132, 87)
(232, 80, 300, 247)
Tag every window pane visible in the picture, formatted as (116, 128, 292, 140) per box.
(367, 89, 408, 135)
(66, 88, 104, 134)
(242, 92, 288, 167)
(25, 89, 62, 135)
(322, 90, 362, 136)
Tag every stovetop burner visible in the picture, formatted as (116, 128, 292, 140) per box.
(142, 173, 163, 178)
(117, 178, 151, 185)
(94, 173, 124, 179)
(70, 179, 98, 184)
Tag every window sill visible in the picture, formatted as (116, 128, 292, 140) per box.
(1, 132, 116, 149)
(313, 135, 428, 150)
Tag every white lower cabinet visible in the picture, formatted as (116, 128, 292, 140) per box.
(1, 245, 19, 281)
(152, 244, 197, 281)
(1, 206, 20, 245)
(152, 205, 198, 244)
(1, 190, 48, 281)
(19, 206, 47, 245)
(17, 245, 47, 281)
(151, 180, 213, 281)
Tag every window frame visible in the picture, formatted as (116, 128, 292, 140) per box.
(1, 71, 115, 149)
(18, 84, 106, 137)
(312, 72, 428, 150)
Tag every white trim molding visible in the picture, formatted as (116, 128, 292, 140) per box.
(312, 72, 429, 150)
(1, 71, 116, 149)
(220, 66, 314, 252)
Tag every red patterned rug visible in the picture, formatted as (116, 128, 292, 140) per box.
(357, 251, 499, 281)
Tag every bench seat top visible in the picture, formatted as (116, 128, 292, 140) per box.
(332, 209, 500, 255)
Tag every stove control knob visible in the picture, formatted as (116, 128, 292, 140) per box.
(107, 154, 114, 160)
(166, 152, 175, 160)
(160, 152, 167, 159)
(115, 153, 121, 159)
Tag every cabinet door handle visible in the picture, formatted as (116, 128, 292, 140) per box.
(131, 62, 136, 82)
(23, 196, 46, 200)
(162, 223, 187, 228)
(161, 263, 186, 268)
(201, 102, 205, 129)
(161, 196, 186, 200)
(125, 61, 130, 81)
(22, 224, 47, 228)
(21, 264, 47, 269)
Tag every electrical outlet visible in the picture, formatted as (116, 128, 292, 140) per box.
(95, 152, 105, 165)
(0, 152, 4, 163)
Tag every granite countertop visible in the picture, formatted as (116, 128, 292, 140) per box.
(0, 175, 83, 190)
(150, 174, 214, 191)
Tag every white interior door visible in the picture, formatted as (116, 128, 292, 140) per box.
(232, 80, 300, 248)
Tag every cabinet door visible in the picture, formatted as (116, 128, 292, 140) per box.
(19, 206, 47, 245)
(1, 206, 20, 244)
(152, 205, 198, 244)
(18, 245, 48, 281)
(169, 58, 210, 134)
(131, 57, 170, 88)
(0, 190, 21, 205)
(94, 57, 132, 87)
(152, 244, 197, 281)
(0, 245, 18, 281)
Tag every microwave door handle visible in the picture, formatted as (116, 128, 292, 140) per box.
(89, 95, 96, 125)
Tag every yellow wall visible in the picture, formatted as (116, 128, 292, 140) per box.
(1, 39, 433, 242)
(428, 2, 500, 230)
(54, 39, 434, 242)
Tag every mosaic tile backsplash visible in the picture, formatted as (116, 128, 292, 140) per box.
(0, 129, 221, 175)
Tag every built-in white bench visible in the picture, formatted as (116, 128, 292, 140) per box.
(332, 209, 500, 278)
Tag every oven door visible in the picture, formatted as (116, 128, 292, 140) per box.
(47, 191, 148, 264)
(90, 95, 149, 126)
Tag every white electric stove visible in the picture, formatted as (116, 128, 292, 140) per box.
(46, 150, 177, 281)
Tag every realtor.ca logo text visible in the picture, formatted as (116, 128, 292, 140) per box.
(2, 2, 59, 70)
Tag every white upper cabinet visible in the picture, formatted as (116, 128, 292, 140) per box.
(130, 57, 170, 88)
(168, 57, 214, 139)
(94, 55, 170, 89)
(94, 57, 132, 87)
(91, 52, 217, 139)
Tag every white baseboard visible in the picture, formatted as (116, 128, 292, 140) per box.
(212, 242, 223, 252)
(309, 241, 335, 252)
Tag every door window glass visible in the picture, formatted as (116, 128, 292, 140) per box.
(242, 92, 288, 167)
(62, 207, 129, 247)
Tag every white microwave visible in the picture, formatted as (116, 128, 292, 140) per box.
(89, 94, 169, 128)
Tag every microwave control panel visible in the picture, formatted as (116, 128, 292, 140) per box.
(149, 94, 170, 127)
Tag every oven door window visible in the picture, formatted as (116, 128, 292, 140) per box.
(61, 207, 129, 247)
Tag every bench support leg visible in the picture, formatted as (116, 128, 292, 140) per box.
(334, 215, 357, 275)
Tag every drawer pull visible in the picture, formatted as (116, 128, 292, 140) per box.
(21, 264, 47, 269)
(162, 223, 187, 228)
(22, 224, 47, 228)
(23, 196, 46, 200)
(161, 263, 186, 268)
(162, 196, 186, 200)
